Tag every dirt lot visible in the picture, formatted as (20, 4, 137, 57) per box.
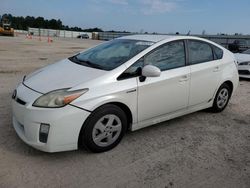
(0, 35, 249, 188)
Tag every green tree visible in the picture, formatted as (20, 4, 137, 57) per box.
(1, 13, 104, 32)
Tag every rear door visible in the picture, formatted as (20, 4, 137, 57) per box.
(187, 40, 222, 107)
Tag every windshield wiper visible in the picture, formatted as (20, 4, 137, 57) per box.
(80, 60, 104, 69)
(69, 56, 105, 70)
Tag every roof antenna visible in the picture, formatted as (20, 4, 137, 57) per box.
(187, 30, 191, 36)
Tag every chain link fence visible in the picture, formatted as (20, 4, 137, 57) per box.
(28, 28, 92, 39)
(18, 28, 250, 50)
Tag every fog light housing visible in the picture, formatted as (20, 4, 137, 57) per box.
(39, 123, 50, 143)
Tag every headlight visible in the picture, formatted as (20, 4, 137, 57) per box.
(239, 61, 250, 66)
(33, 88, 88, 108)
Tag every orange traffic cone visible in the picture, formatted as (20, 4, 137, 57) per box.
(26, 34, 32, 39)
(47, 37, 53, 43)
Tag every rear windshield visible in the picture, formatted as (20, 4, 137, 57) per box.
(69, 39, 154, 71)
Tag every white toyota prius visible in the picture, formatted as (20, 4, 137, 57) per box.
(12, 35, 239, 153)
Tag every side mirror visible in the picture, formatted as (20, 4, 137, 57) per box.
(142, 65, 161, 77)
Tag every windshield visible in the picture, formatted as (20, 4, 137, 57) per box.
(242, 49, 250, 54)
(69, 39, 154, 71)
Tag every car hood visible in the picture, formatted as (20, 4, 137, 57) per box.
(23, 58, 107, 93)
(234, 53, 250, 63)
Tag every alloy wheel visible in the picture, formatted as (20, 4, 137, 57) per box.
(216, 88, 229, 109)
(92, 114, 122, 147)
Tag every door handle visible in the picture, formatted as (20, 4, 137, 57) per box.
(126, 89, 137, 93)
(179, 75, 189, 82)
(213, 66, 220, 72)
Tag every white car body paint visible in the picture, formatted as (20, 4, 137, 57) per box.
(24, 59, 107, 93)
(234, 52, 250, 79)
(12, 35, 239, 152)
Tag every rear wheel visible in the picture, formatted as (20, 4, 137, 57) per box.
(80, 104, 127, 153)
(210, 83, 232, 113)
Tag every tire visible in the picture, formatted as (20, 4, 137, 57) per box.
(210, 83, 232, 113)
(79, 104, 127, 153)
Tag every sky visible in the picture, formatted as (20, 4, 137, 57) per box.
(1, 0, 250, 35)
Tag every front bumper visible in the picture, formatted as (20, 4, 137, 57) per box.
(12, 84, 90, 152)
(238, 66, 250, 78)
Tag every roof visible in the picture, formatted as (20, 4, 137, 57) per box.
(117, 35, 224, 50)
(119, 34, 180, 43)
(118, 34, 222, 43)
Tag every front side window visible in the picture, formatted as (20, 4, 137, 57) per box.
(69, 39, 154, 71)
(118, 41, 186, 80)
(117, 60, 143, 80)
(144, 41, 186, 71)
(188, 40, 214, 65)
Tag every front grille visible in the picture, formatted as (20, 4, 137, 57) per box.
(238, 70, 250, 75)
(16, 98, 26, 105)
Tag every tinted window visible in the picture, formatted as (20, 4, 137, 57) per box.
(144, 41, 186, 71)
(188, 40, 213, 64)
(117, 60, 143, 80)
(213, 45, 223, 59)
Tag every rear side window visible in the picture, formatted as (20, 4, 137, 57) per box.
(213, 45, 223, 60)
(144, 41, 186, 71)
(188, 40, 214, 65)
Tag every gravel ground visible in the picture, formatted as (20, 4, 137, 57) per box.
(0, 35, 249, 188)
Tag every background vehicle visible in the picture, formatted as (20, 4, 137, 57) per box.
(12, 35, 239, 153)
(0, 17, 14, 36)
(77, 34, 89, 39)
(235, 49, 250, 78)
(228, 39, 250, 53)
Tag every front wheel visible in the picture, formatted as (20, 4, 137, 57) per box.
(79, 104, 127, 153)
(210, 83, 232, 113)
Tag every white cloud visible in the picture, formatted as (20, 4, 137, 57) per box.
(93, 0, 178, 15)
(107, 0, 128, 5)
(140, 0, 177, 15)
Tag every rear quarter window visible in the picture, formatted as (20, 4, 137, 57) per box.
(213, 45, 224, 60)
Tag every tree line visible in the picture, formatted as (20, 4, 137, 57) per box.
(0, 13, 103, 32)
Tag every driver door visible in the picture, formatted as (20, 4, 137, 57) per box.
(137, 40, 190, 122)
